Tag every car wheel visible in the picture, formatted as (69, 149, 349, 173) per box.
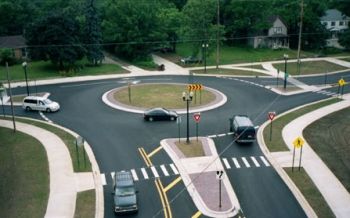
(149, 117, 153, 122)
(46, 108, 51, 113)
(25, 106, 31, 111)
(170, 117, 175, 121)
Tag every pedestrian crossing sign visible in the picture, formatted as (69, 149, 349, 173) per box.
(338, 78, 346, 87)
(293, 137, 304, 148)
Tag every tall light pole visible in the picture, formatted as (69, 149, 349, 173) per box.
(22, 62, 30, 96)
(297, 0, 304, 75)
(283, 54, 289, 89)
(216, 0, 220, 69)
(202, 43, 209, 73)
(182, 91, 193, 144)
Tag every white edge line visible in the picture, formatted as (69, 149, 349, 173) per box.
(260, 156, 270, 167)
(170, 164, 179, 175)
(101, 173, 107, 186)
(131, 169, 139, 181)
(222, 158, 231, 169)
(232, 158, 241, 168)
(141, 168, 149, 179)
(241, 157, 251, 168)
(150, 166, 159, 178)
(160, 165, 169, 176)
(250, 156, 260, 167)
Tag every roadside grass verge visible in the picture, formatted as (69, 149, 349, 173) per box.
(303, 107, 350, 193)
(191, 68, 267, 76)
(175, 140, 205, 157)
(0, 60, 127, 82)
(75, 190, 95, 218)
(285, 168, 335, 218)
(114, 84, 216, 109)
(263, 98, 341, 152)
(0, 127, 49, 218)
(273, 61, 347, 75)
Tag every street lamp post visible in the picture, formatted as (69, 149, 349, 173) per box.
(283, 54, 288, 89)
(202, 43, 209, 73)
(182, 91, 193, 144)
(22, 62, 30, 96)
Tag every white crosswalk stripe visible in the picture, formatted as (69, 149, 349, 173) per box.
(160, 165, 169, 176)
(141, 168, 149, 179)
(250, 156, 260, 167)
(241, 157, 251, 168)
(260, 156, 270, 166)
(101, 173, 107, 186)
(151, 166, 159, 178)
(222, 158, 231, 169)
(131, 169, 139, 181)
(111, 172, 115, 180)
(232, 158, 241, 168)
(170, 163, 179, 175)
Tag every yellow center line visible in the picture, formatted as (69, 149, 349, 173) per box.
(138, 147, 150, 167)
(158, 179, 172, 218)
(191, 211, 202, 218)
(155, 179, 168, 218)
(163, 176, 182, 193)
(148, 145, 163, 158)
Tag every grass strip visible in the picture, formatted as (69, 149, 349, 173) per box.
(0, 127, 49, 218)
(285, 168, 335, 218)
(75, 190, 95, 218)
(273, 61, 347, 75)
(2, 117, 91, 172)
(175, 140, 205, 157)
(191, 68, 266, 76)
(263, 98, 341, 151)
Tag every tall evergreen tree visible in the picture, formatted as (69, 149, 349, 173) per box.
(83, 0, 104, 65)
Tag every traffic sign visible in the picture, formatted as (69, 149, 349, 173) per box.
(176, 116, 182, 124)
(188, 84, 203, 91)
(338, 78, 346, 87)
(193, 113, 201, 123)
(76, 136, 84, 147)
(293, 137, 304, 148)
(216, 170, 224, 180)
(268, 111, 276, 121)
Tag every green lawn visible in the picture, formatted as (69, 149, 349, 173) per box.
(114, 84, 216, 109)
(273, 61, 347, 75)
(0, 61, 128, 82)
(175, 140, 205, 157)
(285, 168, 335, 218)
(263, 98, 341, 152)
(75, 190, 95, 218)
(303, 107, 350, 193)
(0, 127, 49, 218)
(191, 68, 266, 76)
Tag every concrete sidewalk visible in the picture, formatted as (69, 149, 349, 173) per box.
(0, 118, 103, 218)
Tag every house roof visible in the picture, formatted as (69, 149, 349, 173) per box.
(268, 15, 287, 28)
(0, 35, 26, 49)
(321, 9, 350, 22)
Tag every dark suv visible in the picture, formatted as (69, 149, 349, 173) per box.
(112, 171, 138, 214)
(229, 115, 256, 143)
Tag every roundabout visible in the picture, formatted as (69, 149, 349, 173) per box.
(102, 83, 227, 114)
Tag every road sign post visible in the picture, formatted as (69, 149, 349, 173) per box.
(177, 116, 181, 143)
(216, 170, 224, 208)
(298, 144, 303, 171)
(76, 136, 85, 169)
(268, 112, 276, 141)
(276, 69, 279, 88)
(292, 137, 304, 172)
(193, 113, 201, 141)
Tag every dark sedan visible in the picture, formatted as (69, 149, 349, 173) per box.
(143, 108, 178, 121)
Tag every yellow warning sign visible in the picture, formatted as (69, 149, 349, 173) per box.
(293, 137, 304, 148)
(338, 78, 346, 87)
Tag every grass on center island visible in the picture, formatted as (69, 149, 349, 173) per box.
(0, 127, 49, 218)
(114, 84, 216, 109)
(263, 98, 341, 152)
(190, 68, 267, 76)
(175, 140, 205, 157)
(273, 60, 347, 75)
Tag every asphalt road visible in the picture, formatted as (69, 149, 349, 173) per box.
(4, 74, 348, 218)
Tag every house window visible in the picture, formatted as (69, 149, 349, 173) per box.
(273, 27, 282, 34)
(331, 21, 335, 26)
(339, 21, 344, 26)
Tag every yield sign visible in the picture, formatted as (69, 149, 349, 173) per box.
(193, 113, 201, 123)
(293, 137, 304, 148)
(268, 111, 276, 121)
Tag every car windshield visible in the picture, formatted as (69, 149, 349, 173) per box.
(43, 99, 52, 104)
(115, 187, 135, 196)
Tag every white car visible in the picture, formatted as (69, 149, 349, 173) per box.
(22, 96, 60, 112)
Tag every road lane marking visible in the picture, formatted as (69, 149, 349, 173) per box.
(138, 147, 152, 167)
(164, 176, 182, 193)
(101, 173, 107, 186)
(151, 166, 160, 178)
(192, 211, 202, 218)
(154, 180, 169, 218)
(60, 81, 115, 88)
(148, 145, 163, 158)
(170, 164, 179, 175)
(131, 169, 139, 181)
(160, 165, 169, 176)
(208, 135, 216, 138)
(250, 156, 260, 167)
(218, 133, 226, 137)
(232, 158, 241, 168)
(241, 157, 251, 168)
(39, 111, 53, 123)
(141, 168, 149, 179)
(260, 156, 270, 166)
(222, 158, 231, 169)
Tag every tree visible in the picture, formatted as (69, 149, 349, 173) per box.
(102, 0, 167, 60)
(339, 29, 350, 50)
(83, 0, 104, 65)
(26, 12, 85, 70)
(0, 48, 16, 65)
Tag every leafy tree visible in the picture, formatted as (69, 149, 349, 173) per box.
(0, 48, 16, 65)
(0, 2, 22, 35)
(168, 0, 188, 9)
(102, 0, 167, 60)
(83, 0, 104, 65)
(26, 12, 85, 70)
(339, 29, 350, 50)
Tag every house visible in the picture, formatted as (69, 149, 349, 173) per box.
(321, 9, 350, 48)
(249, 16, 289, 49)
(0, 35, 27, 59)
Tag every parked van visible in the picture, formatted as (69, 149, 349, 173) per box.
(230, 115, 256, 143)
(22, 96, 60, 112)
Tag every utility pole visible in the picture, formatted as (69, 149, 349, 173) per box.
(6, 62, 16, 132)
(297, 0, 304, 75)
(216, 0, 220, 69)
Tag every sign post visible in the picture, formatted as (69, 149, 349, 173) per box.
(75, 136, 85, 169)
(292, 136, 304, 172)
(276, 69, 279, 88)
(268, 111, 276, 141)
(177, 116, 181, 143)
(216, 170, 224, 208)
(338, 78, 346, 98)
(193, 113, 201, 141)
